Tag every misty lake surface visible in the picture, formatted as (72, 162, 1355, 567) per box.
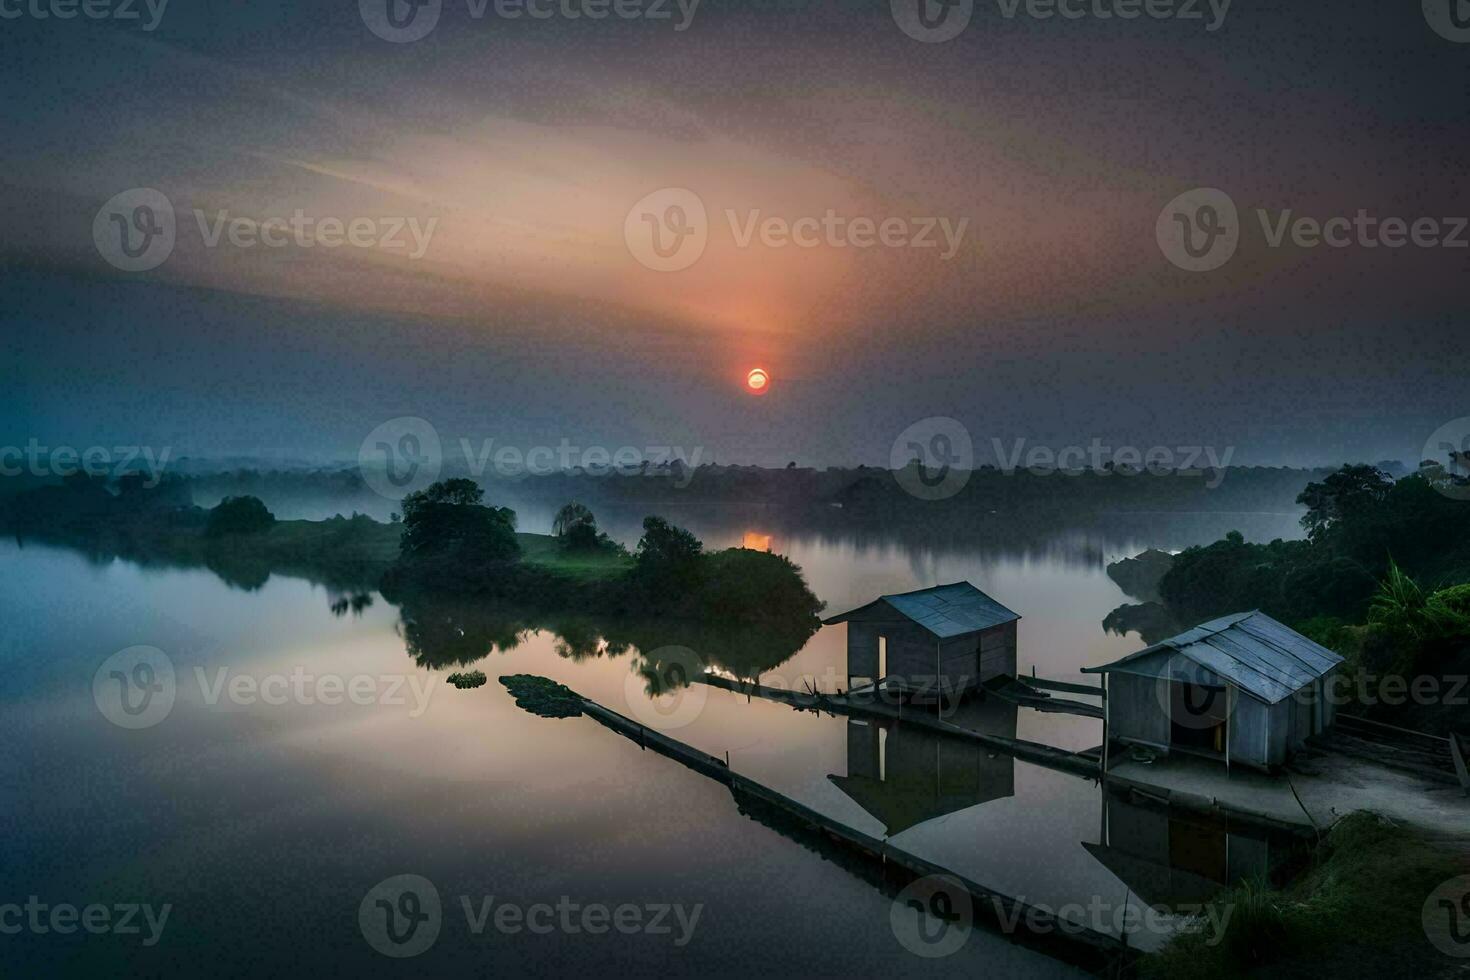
(0, 505, 1304, 976)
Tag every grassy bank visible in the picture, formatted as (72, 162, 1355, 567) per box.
(1145, 812, 1469, 979)
(515, 531, 633, 581)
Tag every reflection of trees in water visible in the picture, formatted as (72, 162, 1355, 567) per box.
(396, 599, 537, 668)
(390, 593, 817, 679)
(532, 503, 1305, 575)
(329, 592, 375, 617)
(1101, 602, 1185, 645)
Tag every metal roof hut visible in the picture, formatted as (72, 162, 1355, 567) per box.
(1082, 611, 1344, 771)
(823, 582, 1020, 702)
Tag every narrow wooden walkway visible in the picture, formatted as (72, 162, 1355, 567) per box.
(560, 685, 1132, 967)
(983, 675, 1105, 719)
(695, 674, 1103, 778)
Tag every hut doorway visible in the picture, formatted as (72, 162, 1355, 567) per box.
(1169, 682, 1228, 755)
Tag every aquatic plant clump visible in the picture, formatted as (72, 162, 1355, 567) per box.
(500, 674, 585, 718)
(447, 670, 488, 689)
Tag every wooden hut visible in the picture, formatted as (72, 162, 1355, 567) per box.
(1083, 611, 1343, 771)
(823, 582, 1020, 701)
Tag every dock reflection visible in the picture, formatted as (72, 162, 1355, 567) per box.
(830, 698, 1019, 836)
(1085, 785, 1301, 907)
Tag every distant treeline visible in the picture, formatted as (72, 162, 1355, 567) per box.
(44, 458, 1346, 525)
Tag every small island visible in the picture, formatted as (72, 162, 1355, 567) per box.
(0, 473, 826, 684)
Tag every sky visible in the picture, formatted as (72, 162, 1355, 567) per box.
(1, 0, 1466, 468)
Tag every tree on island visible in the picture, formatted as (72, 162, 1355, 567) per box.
(399, 479, 519, 565)
(205, 495, 275, 538)
(632, 516, 704, 604)
(552, 502, 599, 549)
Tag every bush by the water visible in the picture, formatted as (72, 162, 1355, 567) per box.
(1144, 812, 1465, 979)
(447, 670, 487, 689)
(205, 495, 275, 538)
(500, 674, 584, 718)
(1160, 469, 1470, 626)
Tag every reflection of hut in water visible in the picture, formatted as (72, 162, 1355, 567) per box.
(1085, 787, 1295, 907)
(830, 701, 1018, 836)
(823, 582, 1020, 701)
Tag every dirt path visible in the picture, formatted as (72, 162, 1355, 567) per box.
(1289, 749, 1470, 838)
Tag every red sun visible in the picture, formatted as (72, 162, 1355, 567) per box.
(746, 367, 770, 395)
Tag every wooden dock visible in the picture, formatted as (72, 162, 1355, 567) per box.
(548, 679, 1133, 969)
(983, 675, 1105, 719)
(695, 674, 1103, 778)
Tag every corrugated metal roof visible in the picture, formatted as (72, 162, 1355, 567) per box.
(1082, 610, 1343, 704)
(822, 582, 1020, 638)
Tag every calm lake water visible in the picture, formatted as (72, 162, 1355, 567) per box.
(0, 505, 1304, 977)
